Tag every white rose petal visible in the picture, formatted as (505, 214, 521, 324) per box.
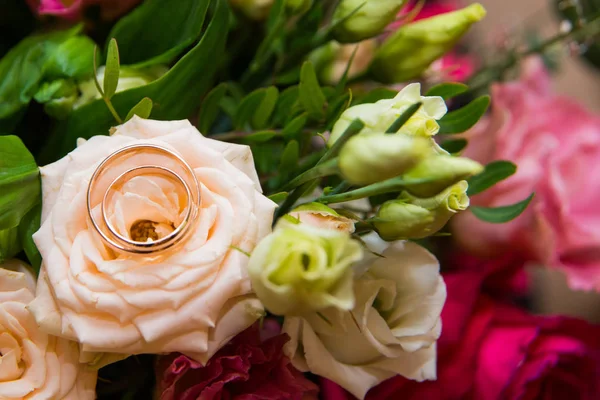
(29, 117, 277, 365)
(0, 261, 97, 399)
(283, 241, 446, 399)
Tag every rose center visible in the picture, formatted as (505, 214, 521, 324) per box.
(130, 219, 176, 242)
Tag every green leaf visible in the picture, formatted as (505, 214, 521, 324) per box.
(45, 36, 95, 80)
(42, 0, 230, 162)
(0, 25, 92, 129)
(241, 131, 279, 144)
(103, 39, 120, 99)
(299, 61, 327, 119)
(234, 89, 267, 130)
(125, 97, 153, 121)
(0, 227, 20, 264)
(281, 113, 308, 141)
(0, 136, 40, 230)
(439, 95, 490, 134)
(440, 138, 468, 154)
(108, 0, 210, 68)
(386, 102, 422, 133)
(273, 85, 300, 126)
(18, 203, 41, 271)
(198, 83, 228, 133)
(425, 82, 469, 100)
(252, 87, 279, 129)
(279, 140, 300, 175)
(268, 192, 288, 203)
(471, 193, 534, 223)
(468, 160, 517, 196)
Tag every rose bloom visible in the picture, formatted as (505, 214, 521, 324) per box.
(155, 320, 318, 400)
(283, 235, 446, 399)
(26, 0, 140, 21)
(29, 117, 276, 365)
(0, 260, 97, 399)
(322, 270, 600, 400)
(452, 57, 600, 291)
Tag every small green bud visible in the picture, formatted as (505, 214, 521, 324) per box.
(333, 0, 409, 43)
(248, 223, 363, 316)
(288, 203, 355, 233)
(339, 133, 431, 185)
(230, 0, 274, 20)
(329, 83, 447, 146)
(371, 3, 487, 83)
(310, 40, 377, 86)
(403, 155, 483, 197)
(33, 79, 79, 120)
(374, 181, 469, 240)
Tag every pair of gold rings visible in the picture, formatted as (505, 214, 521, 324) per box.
(86, 144, 201, 255)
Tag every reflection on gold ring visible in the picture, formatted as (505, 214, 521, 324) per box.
(86, 144, 201, 256)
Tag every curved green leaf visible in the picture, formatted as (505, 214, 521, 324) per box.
(439, 95, 490, 134)
(125, 97, 153, 121)
(468, 160, 517, 195)
(299, 61, 326, 119)
(426, 82, 469, 100)
(471, 193, 534, 223)
(18, 203, 42, 271)
(108, 0, 210, 68)
(104, 39, 120, 99)
(198, 83, 228, 133)
(0, 136, 40, 230)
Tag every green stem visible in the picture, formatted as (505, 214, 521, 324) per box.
(317, 176, 433, 204)
(104, 97, 123, 124)
(321, 119, 365, 162)
(386, 102, 422, 133)
(329, 180, 351, 195)
(280, 158, 339, 191)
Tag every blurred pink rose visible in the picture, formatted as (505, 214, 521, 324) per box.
(156, 321, 318, 400)
(389, 0, 476, 82)
(322, 270, 600, 400)
(26, 0, 140, 21)
(453, 57, 600, 291)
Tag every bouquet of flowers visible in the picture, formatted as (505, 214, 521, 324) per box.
(1, 0, 599, 399)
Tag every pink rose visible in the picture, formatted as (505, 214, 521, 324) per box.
(321, 270, 600, 400)
(155, 321, 318, 400)
(26, 0, 141, 21)
(453, 57, 600, 291)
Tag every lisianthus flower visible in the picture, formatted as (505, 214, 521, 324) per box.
(283, 235, 446, 399)
(155, 321, 318, 400)
(452, 57, 600, 291)
(321, 269, 600, 400)
(26, 0, 141, 21)
(0, 260, 97, 399)
(29, 117, 276, 366)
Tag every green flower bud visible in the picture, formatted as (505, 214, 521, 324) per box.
(403, 155, 483, 197)
(288, 202, 355, 233)
(310, 40, 377, 86)
(74, 65, 167, 109)
(248, 223, 363, 316)
(328, 83, 447, 146)
(371, 3, 486, 83)
(33, 79, 79, 120)
(374, 181, 469, 240)
(286, 0, 313, 15)
(230, 0, 274, 20)
(339, 133, 431, 185)
(333, 0, 409, 43)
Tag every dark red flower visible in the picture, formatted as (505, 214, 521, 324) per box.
(156, 322, 318, 400)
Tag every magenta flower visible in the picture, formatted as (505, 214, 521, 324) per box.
(156, 321, 318, 400)
(26, 0, 140, 21)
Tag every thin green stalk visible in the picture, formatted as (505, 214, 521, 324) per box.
(317, 176, 434, 204)
(280, 158, 339, 191)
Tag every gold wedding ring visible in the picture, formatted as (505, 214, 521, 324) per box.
(87, 144, 201, 255)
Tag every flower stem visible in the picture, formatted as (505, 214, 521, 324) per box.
(317, 176, 434, 204)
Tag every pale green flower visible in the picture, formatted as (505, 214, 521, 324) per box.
(248, 222, 363, 316)
(328, 83, 447, 146)
(374, 180, 470, 240)
(333, 0, 408, 43)
(371, 3, 486, 83)
(338, 133, 431, 185)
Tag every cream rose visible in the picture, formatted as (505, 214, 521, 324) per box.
(283, 238, 446, 399)
(29, 117, 276, 365)
(0, 260, 97, 399)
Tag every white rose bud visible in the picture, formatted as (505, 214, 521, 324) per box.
(339, 132, 431, 185)
(248, 222, 363, 316)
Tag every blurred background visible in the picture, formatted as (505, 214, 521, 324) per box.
(467, 0, 600, 322)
